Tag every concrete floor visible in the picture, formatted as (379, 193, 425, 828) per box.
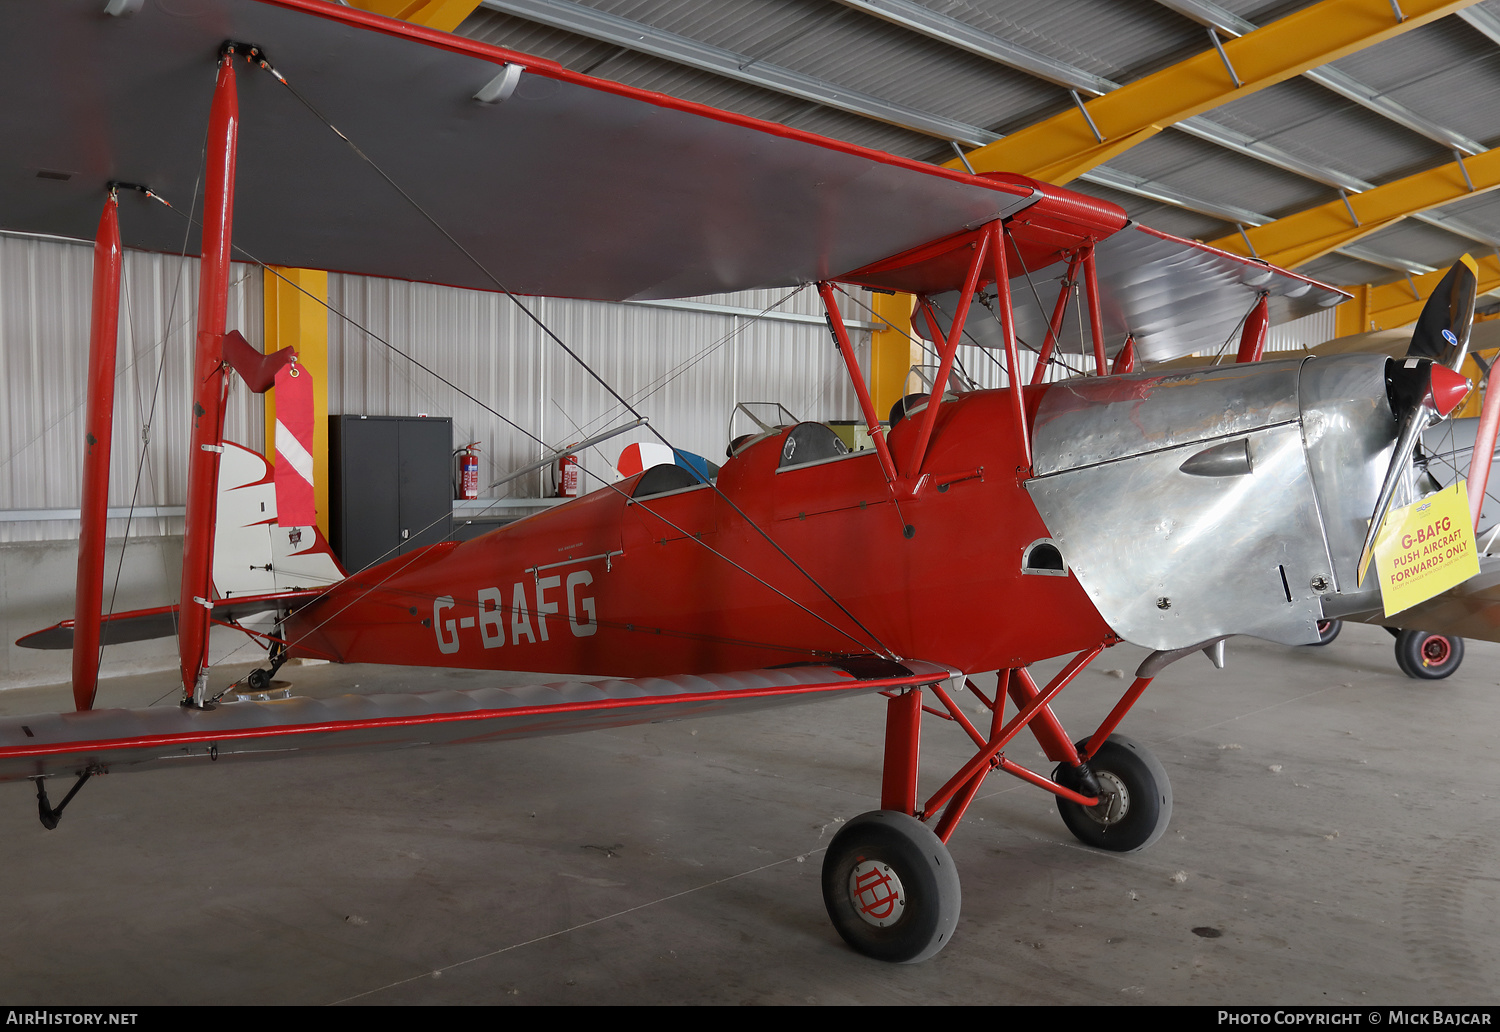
(0, 621, 1496, 1005)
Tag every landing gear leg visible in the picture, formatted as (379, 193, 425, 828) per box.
(246, 635, 289, 693)
(821, 810, 961, 963)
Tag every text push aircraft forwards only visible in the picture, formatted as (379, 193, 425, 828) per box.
(3, 1, 1496, 963)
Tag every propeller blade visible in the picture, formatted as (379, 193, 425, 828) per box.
(1355, 257, 1479, 585)
(1356, 400, 1427, 586)
(1355, 359, 1475, 586)
(1408, 255, 1478, 371)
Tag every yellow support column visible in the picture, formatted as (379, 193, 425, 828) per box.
(1334, 283, 1372, 338)
(869, 292, 920, 420)
(264, 267, 330, 538)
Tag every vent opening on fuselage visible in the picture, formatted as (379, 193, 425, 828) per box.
(1022, 538, 1067, 576)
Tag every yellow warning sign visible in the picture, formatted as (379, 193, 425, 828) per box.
(1372, 482, 1481, 616)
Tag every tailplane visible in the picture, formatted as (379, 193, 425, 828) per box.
(17, 442, 344, 651)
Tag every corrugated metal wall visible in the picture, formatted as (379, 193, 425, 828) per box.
(0, 233, 262, 542)
(0, 233, 864, 541)
(326, 278, 863, 501)
(0, 231, 1345, 544)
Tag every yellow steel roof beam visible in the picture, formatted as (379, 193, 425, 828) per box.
(947, 0, 1479, 185)
(350, 1, 482, 33)
(1346, 255, 1500, 332)
(1210, 148, 1500, 267)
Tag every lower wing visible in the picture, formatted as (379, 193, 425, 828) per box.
(1343, 555, 1500, 641)
(0, 659, 953, 783)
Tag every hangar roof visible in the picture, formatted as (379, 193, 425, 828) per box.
(454, 0, 1500, 310)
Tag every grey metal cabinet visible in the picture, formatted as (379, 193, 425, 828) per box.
(330, 414, 453, 574)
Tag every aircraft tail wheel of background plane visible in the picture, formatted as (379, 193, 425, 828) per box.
(1309, 619, 1342, 646)
(821, 810, 961, 963)
(1054, 735, 1173, 853)
(1393, 629, 1465, 680)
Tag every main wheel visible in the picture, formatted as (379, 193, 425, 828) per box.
(1054, 734, 1172, 852)
(821, 810, 961, 963)
(1309, 619, 1342, 646)
(1393, 630, 1464, 680)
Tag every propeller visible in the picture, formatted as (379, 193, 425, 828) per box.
(1356, 256, 1479, 585)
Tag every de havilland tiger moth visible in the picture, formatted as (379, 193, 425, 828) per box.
(3, 0, 1499, 963)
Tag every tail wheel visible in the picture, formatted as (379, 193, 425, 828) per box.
(1054, 734, 1172, 853)
(1394, 630, 1464, 680)
(821, 810, 961, 963)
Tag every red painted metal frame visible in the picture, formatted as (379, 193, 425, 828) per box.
(72, 195, 123, 713)
(903, 225, 1031, 473)
(1080, 247, 1109, 376)
(880, 687, 924, 813)
(1029, 253, 1083, 387)
(817, 283, 898, 483)
(908, 231, 990, 477)
(989, 223, 1031, 471)
(875, 654, 1163, 844)
(178, 50, 240, 706)
(1469, 356, 1500, 530)
(1235, 295, 1270, 364)
(927, 682, 987, 749)
(921, 645, 1100, 823)
(1111, 334, 1137, 375)
(1082, 676, 1154, 761)
(1007, 667, 1082, 765)
(931, 672, 1009, 842)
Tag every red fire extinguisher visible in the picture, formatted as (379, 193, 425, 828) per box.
(457, 442, 480, 500)
(557, 451, 579, 498)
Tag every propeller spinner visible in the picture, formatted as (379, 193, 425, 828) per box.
(1355, 256, 1479, 585)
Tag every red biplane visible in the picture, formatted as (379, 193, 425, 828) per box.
(4, 0, 1498, 964)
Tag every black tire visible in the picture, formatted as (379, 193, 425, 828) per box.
(1309, 619, 1342, 646)
(1054, 734, 1172, 852)
(821, 810, 961, 963)
(245, 668, 271, 692)
(1393, 630, 1464, 680)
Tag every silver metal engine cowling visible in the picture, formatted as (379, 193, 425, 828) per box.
(1025, 355, 1394, 650)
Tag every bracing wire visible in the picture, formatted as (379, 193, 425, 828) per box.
(246, 51, 893, 659)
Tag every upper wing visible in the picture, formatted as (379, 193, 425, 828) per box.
(1, 0, 1033, 301)
(919, 223, 1346, 365)
(2, 0, 1345, 332)
(0, 659, 952, 782)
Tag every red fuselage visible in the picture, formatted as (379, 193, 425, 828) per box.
(288, 387, 1113, 676)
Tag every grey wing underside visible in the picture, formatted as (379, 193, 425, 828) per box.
(0, 660, 953, 783)
(1344, 555, 1500, 642)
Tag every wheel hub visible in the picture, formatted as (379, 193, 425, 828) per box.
(848, 859, 906, 927)
(1082, 770, 1130, 826)
(1422, 636, 1452, 665)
